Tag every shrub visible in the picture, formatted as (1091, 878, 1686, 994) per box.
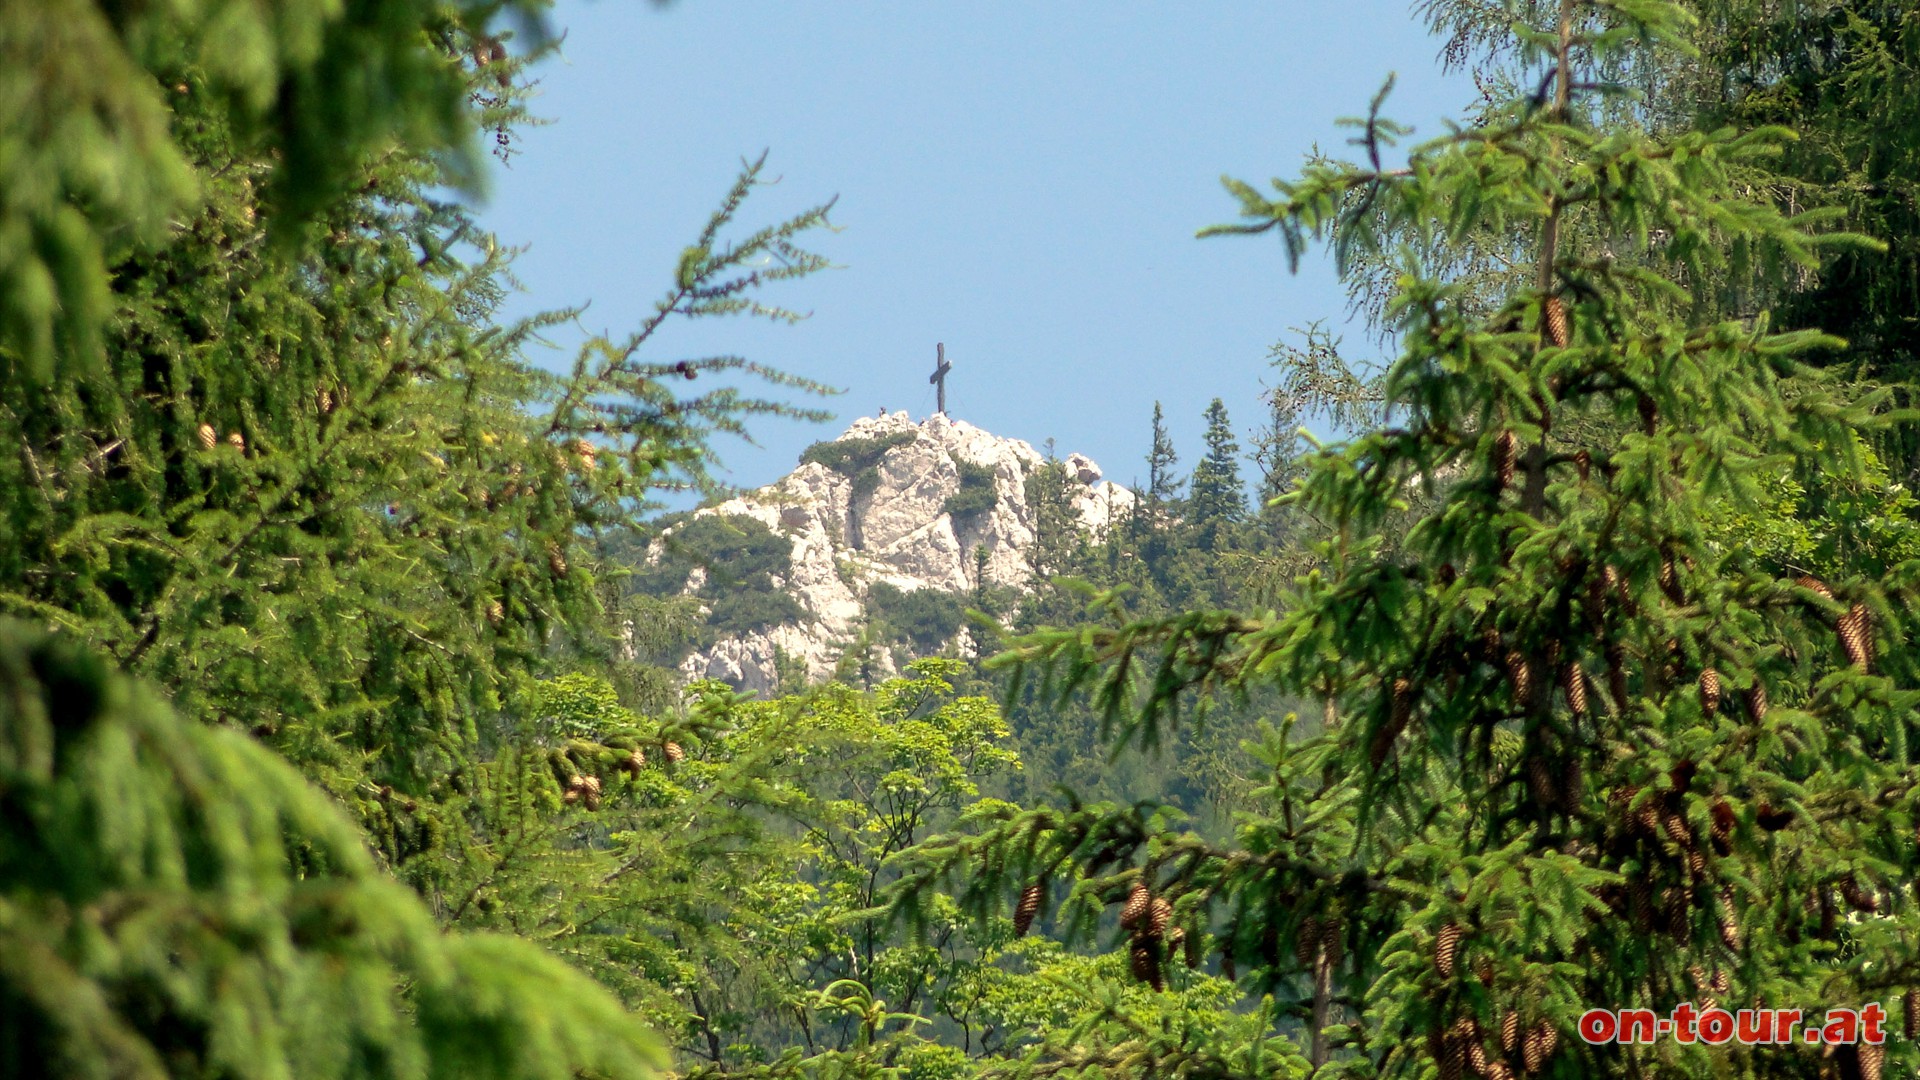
(941, 459, 999, 523)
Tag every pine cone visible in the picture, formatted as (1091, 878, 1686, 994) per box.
(1526, 757, 1556, 809)
(1437, 1036, 1465, 1080)
(1014, 882, 1045, 937)
(1295, 915, 1320, 966)
(1756, 801, 1792, 831)
(317, 388, 334, 414)
(1573, 447, 1591, 482)
(1904, 987, 1919, 1040)
(1699, 668, 1721, 715)
(1663, 812, 1694, 851)
(1495, 430, 1519, 492)
(1436, 922, 1462, 978)
(1745, 682, 1769, 722)
(663, 741, 686, 764)
(484, 599, 505, 625)
(1563, 662, 1588, 716)
(1839, 603, 1872, 671)
(1149, 896, 1174, 937)
(1709, 800, 1735, 853)
(1121, 881, 1151, 931)
(1839, 875, 1880, 913)
(1500, 1012, 1520, 1054)
(197, 422, 217, 450)
(1659, 553, 1682, 603)
(1506, 651, 1533, 705)
(1795, 574, 1834, 599)
(1486, 1063, 1514, 1080)
(622, 747, 645, 778)
(547, 543, 569, 577)
(575, 439, 597, 471)
(1544, 295, 1570, 347)
(1438, 562, 1458, 587)
(1320, 917, 1344, 965)
(580, 773, 602, 811)
(226, 431, 245, 452)
(1129, 941, 1163, 991)
(1522, 1023, 1556, 1075)
(1860, 1042, 1885, 1080)
(1476, 956, 1495, 986)
(1711, 968, 1729, 994)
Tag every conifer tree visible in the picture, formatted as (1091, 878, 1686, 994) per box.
(0, 620, 666, 1080)
(897, 4, 1920, 1079)
(1186, 399, 1246, 551)
(1146, 402, 1184, 506)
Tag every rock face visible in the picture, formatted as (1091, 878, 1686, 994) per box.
(671, 411, 1135, 693)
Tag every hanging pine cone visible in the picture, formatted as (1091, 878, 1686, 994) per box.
(1709, 800, 1735, 854)
(1476, 956, 1495, 986)
(1711, 968, 1729, 994)
(1435, 922, 1462, 978)
(663, 741, 686, 764)
(1149, 896, 1174, 937)
(1544, 295, 1570, 347)
(547, 543, 568, 577)
(580, 773, 602, 811)
(1495, 430, 1518, 492)
(1121, 881, 1151, 931)
(622, 747, 645, 778)
(484, 599, 505, 625)
(1659, 553, 1682, 603)
(318, 388, 334, 414)
(1437, 1035, 1465, 1080)
(1129, 940, 1163, 991)
(1320, 917, 1344, 965)
(197, 422, 217, 450)
(1438, 562, 1458, 587)
(1756, 801, 1792, 831)
(1295, 915, 1320, 967)
(1500, 1012, 1520, 1054)
(1860, 1042, 1885, 1080)
(575, 439, 597, 472)
(1839, 603, 1872, 671)
(1839, 875, 1880, 913)
(1699, 668, 1721, 715)
(1563, 662, 1588, 716)
(1573, 447, 1591, 482)
(1522, 1023, 1556, 1075)
(1506, 650, 1533, 704)
(1637, 394, 1658, 433)
(1795, 574, 1834, 599)
(1014, 882, 1045, 937)
(1719, 890, 1742, 950)
(1486, 1063, 1514, 1080)
(1526, 757, 1557, 809)
(1904, 987, 1919, 1040)
(226, 431, 245, 452)
(1663, 812, 1694, 851)
(1745, 682, 1768, 721)
(563, 774, 588, 805)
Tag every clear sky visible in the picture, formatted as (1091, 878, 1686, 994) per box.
(474, 2, 1477, 499)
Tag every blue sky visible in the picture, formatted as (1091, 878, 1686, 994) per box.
(475, 2, 1477, 498)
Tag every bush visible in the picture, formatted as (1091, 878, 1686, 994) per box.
(867, 582, 964, 658)
(941, 459, 999, 522)
(799, 432, 918, 497)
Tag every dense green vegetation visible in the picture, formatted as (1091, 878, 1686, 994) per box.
(7, 2, 1920, 1079)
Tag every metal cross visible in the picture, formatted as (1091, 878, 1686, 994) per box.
(929, 342, 952, 415)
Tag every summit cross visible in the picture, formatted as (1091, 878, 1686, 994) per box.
(929, 342, 952, 416)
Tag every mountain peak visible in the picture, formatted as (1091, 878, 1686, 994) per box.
(668, 412, 1135, 692)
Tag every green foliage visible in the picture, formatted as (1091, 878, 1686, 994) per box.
(801, 432, 920, 498)
(640, 513, 806, 639)
(869, 582, 967, 658)
(0, 620, 666, 1080)
(0, 0, 551, 377)
(907, 4, 1920, 1078)
(943, 459, 1001, 523)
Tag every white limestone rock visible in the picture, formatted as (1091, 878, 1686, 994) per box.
(663, 413, 1135, 690)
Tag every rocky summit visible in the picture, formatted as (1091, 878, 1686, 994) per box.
(667, 411, 1135, 692)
